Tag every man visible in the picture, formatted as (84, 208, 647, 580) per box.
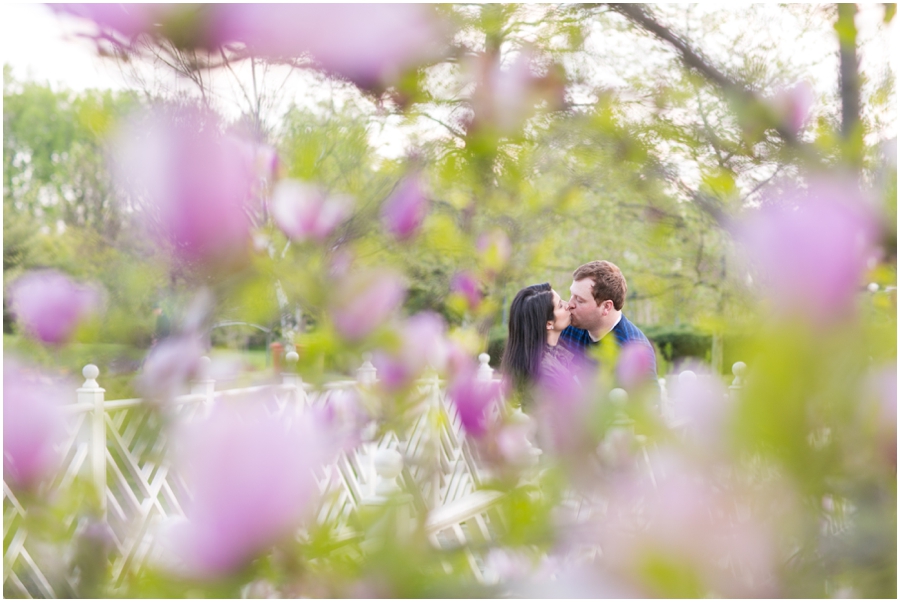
(560, 260, 657, 383)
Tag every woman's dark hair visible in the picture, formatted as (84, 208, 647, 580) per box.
(500, 282, 554, 391)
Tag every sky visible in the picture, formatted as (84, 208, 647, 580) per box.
(2, 3, 128, 91)
(2, 3, 896, 155)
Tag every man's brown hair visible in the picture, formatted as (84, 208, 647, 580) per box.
(573, 260, 627, 310)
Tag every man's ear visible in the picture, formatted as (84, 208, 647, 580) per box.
(601, 300, 611, 316)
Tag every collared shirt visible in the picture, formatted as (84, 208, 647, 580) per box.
(560, 313, 658, 378)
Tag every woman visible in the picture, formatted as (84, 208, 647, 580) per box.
(500, 282, 574, 398)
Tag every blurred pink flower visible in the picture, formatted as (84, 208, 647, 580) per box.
(381, 174, 428, 241)
(331, 270, 406, 340)
(212, 4, 448, 88)
(272, 180, 353, 243)
(533, 367, 594, 456)
(113, 105, 254, 264)
(484, 548, 537, 584)
(450, 271, 482, 311)
(495, 418, 538, 468)
(469, 49, 566, 134)
(447, 366, 505, 438)
(477, 229, 512, 275)
(598, 448, 778, 597)
(164, 403, 336, 579)
(3, 357, 70, 490)
(51, 4, 169, 39)
(736, 179, 879, 323)
(8, 270, 102, 345)
(371, 312, 449, 390)
(769, 82, 815, 136)
(137, 335, 206, 402)
(616, 342, 656, 390)
(668, 367, 732, 450)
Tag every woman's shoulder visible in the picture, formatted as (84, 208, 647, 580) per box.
(540, 344, 575, 378)
(544, 343, 575, 366)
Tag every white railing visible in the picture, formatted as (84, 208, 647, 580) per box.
(3, 354, 747, 597)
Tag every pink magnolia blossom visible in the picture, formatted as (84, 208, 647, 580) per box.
(447, 366, 505, 438)
(736, 179, 879, 324)
(272, 180, 353, 243)
(113, 105, 254, 264)
(211, 4, 448, 89)
(511, 558, 643, 599)
(597, 448, 779, 597)
(450, 271, 482, 311)
(494, 416, 538, 468)
(162, 403, 338, 579)
(469, 49, 566, 134)
(3, 357, 70, 490)
(616, 341, 657, 390)
(8, 270, 102, 345)
(769, 82, 815, 136)
(667, 365, 732, 451)
(137, 335, 206, 402)
(380, 174, 429, 241)
(331, 270, 406, 340)
(371, 312, 449, 390)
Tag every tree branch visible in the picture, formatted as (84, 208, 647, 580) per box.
(606, 3, 804, 148)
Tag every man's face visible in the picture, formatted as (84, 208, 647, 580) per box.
(567, 278, 604, 331)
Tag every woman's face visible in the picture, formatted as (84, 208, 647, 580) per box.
(550, 289, 571, 331)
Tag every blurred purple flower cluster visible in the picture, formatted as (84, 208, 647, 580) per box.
(113, 105, 255, 266)
(449, 271, 483, 311)
(330, 269, 407, 340)
(447, 365, 506, 438)
(736, 179, 879, 324)
(467, 48, 566, 135)
(8, 270, 103, 345)
(381, 173, 429, 241)
(371, 312, 449, 390)
(54, 4, 449, 90)
(3, 357, 71, 491)
(272, 180, 353, 243)
(161, 401, 347, 579)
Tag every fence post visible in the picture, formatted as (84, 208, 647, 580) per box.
(190, 356, 215, 411)
(361, 446, 413, 551)
(78, 364, 106, 518)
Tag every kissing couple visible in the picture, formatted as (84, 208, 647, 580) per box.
(500, 260, 658, 401)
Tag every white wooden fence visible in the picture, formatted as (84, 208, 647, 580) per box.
(3, 353, 747, 597)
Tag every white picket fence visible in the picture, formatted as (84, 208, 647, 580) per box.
(3, 353, 747, 597)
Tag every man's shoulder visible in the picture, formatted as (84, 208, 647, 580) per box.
(559, 326, 591, 352)
(614, 314, 651, 345)
(560, 325, 590, 343)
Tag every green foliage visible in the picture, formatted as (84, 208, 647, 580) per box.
(643, 323, 713, 365)
(2, 3, 897, 598)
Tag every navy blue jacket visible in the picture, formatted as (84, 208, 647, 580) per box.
(560, 314, 657, 379)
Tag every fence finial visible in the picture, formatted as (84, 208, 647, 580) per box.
(731, 361, 747, 390)
(373, 448, 404, 496)
(609, 387, 628, 405)
(477, 353, 493, 382)
(285, 350, 299, 366)
(357, 353, 377, 385)
(82, 364, 100, 389)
